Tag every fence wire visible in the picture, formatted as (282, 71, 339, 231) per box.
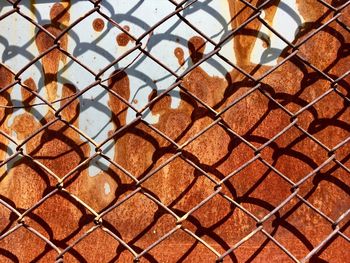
(0, 0, 349, 262)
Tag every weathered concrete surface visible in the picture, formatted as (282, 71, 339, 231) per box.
(0, 0, 349, 262)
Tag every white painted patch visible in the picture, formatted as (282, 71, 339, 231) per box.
(104, 182, 111, 195)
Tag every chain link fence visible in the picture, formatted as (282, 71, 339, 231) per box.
(0, 0, 349, 262)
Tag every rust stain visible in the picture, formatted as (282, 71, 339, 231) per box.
(22, 78, 37, 110)
(4, 77, 85, 209)
(0, 3, 92, 260)
(183, 36, 227, 108)
(74, 70, 134, 213)
(0, 1, 349, 262)
(295, 0, 327, 22)
(174, 47, 185, 66)
(29, 0, 36, 20)
(92, 18, 105, 32)
(0, 65, 14, 127)
(66, 70, 133, 213)
(108, 70, 157, 179)
(123, 2, 349, 261)
(60, 83, 78, 126)
(116, 25, 133, 47)
(35, 1, 70, 103)
(262, 1, 281, 26)
(0, 65, 14, 178)
(226, 0, 281, 66)
(187, 36, 206, 64)
(107, 70, 130, 127)
(50, 2, 70, 27)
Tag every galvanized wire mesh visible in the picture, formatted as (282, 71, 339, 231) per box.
(0, 0, 349, 262)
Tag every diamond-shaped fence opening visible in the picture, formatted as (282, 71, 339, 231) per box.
(0, 0, 349, 262)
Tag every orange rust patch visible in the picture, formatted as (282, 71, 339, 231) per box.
(0, 65, 14, 178)
(182, 66, 227, 108)
(226, 0, 281, 66)
(295, 0, 328, 22)
(0, 65, 14, 124)
(35, 1, 70, 103)
(107, 70, 130, 127)
(149, 89, 171, 115)
(262, 0, 281, 26)
(50, 2, 70, 27)
(188, 36, 206, 64)
(11, 112, 41, 141)
(22, 78, 37, 110)
(174, 47, 185, 66)
(1, 113, 45, 209)
(35, 25, 68, 102)
(106, 70, 161, 182)
(92, 18, 105, 32)
(5, 112, 90, 208)
(0, 65, 14, 91)
(1, 2, 349, 262)
(61, 83, 79, 125)
(182, 35, 228, 108)
(116, 25, 133, 47)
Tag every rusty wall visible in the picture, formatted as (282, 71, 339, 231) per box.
(0, 0, 349, 262)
